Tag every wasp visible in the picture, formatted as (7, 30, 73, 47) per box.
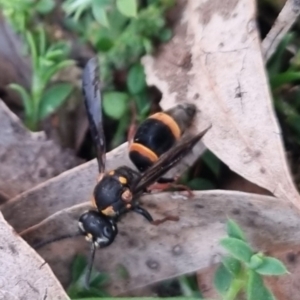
(78, 57, 211, 286)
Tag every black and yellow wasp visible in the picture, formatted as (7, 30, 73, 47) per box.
(78, 57, 211, 285)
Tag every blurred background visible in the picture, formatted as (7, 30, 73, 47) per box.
(0, 0, 299, 298)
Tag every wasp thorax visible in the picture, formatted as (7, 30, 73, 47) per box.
(78, 210, 117, 247)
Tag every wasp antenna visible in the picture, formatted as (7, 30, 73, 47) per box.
(32, 232, 82, 250)
(85, 242, 96, 289)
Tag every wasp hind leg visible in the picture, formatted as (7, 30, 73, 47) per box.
(147, 176, 194, 198)
(132, 205, 179, 226)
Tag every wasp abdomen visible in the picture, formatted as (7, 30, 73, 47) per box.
(129, 103, 197, 172)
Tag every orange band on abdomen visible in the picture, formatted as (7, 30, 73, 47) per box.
(149, 112, 181, 140)
(129, 143, 158, 162)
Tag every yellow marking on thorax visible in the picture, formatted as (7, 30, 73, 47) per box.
(119, 176, 127, 184)
(101, 206, 116, 217)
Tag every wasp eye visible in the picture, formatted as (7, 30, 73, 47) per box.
(103, 226, 112, 237)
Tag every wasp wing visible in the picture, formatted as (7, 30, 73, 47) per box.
(132, 125, 211, 194)
(82, 57, 106, 174)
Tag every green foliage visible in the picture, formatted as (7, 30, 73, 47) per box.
(127, 63, 147, 95)
(9, 28, 74, 130)
(220, 238, 254, 263)
(214, 263, 234, 296)
(68, 255, 110, 299)
(186, 178, 216, 190)
(39, 83, 73, 119)
(247, 271, 275, 300)
(201, 150, 222, 177)
(116, 0, 138, 18)
(213, 219, 288, 300)
(226, 219, 246, 242)
(267, 33, 300, 148)
(0, 0, 55, 32)
(103, 92, 129, 119)
(178, 275, 203, 298)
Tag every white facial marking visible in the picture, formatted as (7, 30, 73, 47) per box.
(96, 237, 109, 245)
(78, 222, 85, 233)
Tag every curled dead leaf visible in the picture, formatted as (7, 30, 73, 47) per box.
(20, 191, 300, 295)
(0, 212, 68, 299)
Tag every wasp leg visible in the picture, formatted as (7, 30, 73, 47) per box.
(147, 176, 194, 198)
(127, 101, 138, 148)
(151, 215, 180, 226)
(132, 205, 153, 222)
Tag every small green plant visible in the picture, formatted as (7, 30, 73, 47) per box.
(9, 27, 74, 130)
(0, 0, 55, 32)
(68, 255, 110, 299)
(214, 219, 288, 300)
(63, 0, 138, 26)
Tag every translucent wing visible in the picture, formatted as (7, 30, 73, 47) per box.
(82, 57, 106, 173)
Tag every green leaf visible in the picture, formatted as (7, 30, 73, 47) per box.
(92, 2, 109, 27)
(220, 237, 254, 263)
(270, 71, 300, 89)
(222, 256, 241, 276)
(214, 263, 233, 296)
(9, 83, 32, 117)
(134, 92, 150, 119)
(45, 49, 65, 60)
(226, 219, 247, 241)
(248, 253, 264, 270)
(255, 256, 288, 276)
(107, 8, 128, 34)
(35, 0, 55, 14)
(25, 31, 38, 70)
(37, 26, 46, 56)
(201, 150, 221, 177)
(89, 272, 109, 287)
(143, 38, 153, 54)
(95, 37, 113, 52)
(71, 255, 87, 282)
(127, 63, 146, 95)
(116, 0, 137, 17)
(38, 83, 73, 120)
(267, 33, 294, 75)
(159, 28, 172, 42)
(187, 178, 216, 190)
(42, 59, 74, 84)
(247, 270, 275, 300)
(103, 92, 129, 119)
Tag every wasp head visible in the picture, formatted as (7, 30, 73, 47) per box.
(78, 210, 118, 247)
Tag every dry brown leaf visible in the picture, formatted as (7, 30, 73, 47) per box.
(262, 0, 300, 61)
(0, 212, 69, 299)
(0, 100, 81, 198)
(20, 190, 300, 295)
(142, 0, 300, 209)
